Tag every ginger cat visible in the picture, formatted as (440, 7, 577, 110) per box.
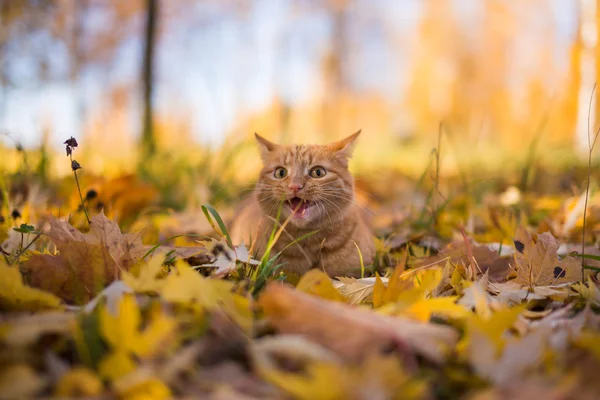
(229, 131, 375, 278)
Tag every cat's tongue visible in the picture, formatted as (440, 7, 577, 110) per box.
(288, 197, 310, 217)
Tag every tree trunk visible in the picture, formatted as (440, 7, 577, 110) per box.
(141, 0, 158, 157)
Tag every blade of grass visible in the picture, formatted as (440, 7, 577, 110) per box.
(201, 203, 233, 248)
(582, 83, 600, 281)
(353, 241, 365, 278)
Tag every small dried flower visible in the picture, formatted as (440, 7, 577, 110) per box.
(71, 160, 82, 171)
(11, 209, 21, 219)
(64, 136, 78, 157)
(64, 137, 78, 148)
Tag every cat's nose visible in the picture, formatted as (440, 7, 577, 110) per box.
(288, 183, 303, 192)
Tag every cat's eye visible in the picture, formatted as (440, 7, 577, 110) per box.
(274, 167, 288, 179)
(309, 166, 327, 178)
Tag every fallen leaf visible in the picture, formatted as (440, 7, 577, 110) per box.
(336, 276, 377, 304)
(513, 227, 581, 287)
(54, 367, 103, 397)
(0, 312, 73, 347)
(21, 214, 145, 304)
(296, 269, 345, 302)
(0, 364, 47, 399)
(259, 282, 458, 364)
(161, 262, 252, 332)
(0, 261, 62, 311)
(121, 255, 166, 293)
(98, 294, 176, 380)
(469, 326, 549, 385)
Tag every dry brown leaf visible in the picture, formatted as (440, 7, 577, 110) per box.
(89, 213, 145, 269)
(21, 214, 144, 304)
(258, 282, 458, 364)
(513, 227, 581, 287)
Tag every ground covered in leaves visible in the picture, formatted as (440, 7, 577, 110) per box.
(3, 141, 600, 399)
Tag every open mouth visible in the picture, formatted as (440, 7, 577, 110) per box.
(287, 197, 311, 217)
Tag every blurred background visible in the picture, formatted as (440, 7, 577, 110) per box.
(1, 0, 599, 244)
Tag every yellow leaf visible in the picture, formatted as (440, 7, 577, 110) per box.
(100, 294, 140, 351)
(0, 223, 8, 244)
(467, 305, 527, 351)
(450, 263, 467, 293)
(404, 296, 468, 322)
(122, 256, 166, 293)
(0, 261, 62, 311)
(372, 272, 386, 307)
(133, 306, 177, 358)
(98, 350, 136, 381)
(383, 252, 410, 304)
(119, 378, 171, 400)
(161, 262, 252, 332)
(260, 362, 345, 400)
(257, 353, 425, 400)
(395, 268, 444, 306)
(55, 367, 103, 397)
(296, 269, 345, 302)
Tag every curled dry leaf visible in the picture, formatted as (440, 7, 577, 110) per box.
(258, 282, 458, 364)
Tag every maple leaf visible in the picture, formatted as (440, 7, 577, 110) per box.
(21, 214, 145, 303)
(98, 294, 176, 381)
(0, 261, 62, 311)
(160, 262, 253, 332)
(465, 304, 527, 352)
(89, 212, 145, 270)
(512, 227, 580, 287)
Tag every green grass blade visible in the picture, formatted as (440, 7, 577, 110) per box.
(201, 203, 233, 247)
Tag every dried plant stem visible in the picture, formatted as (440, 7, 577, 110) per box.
(582, 83, 600, 281)
(11, 230, 44, 265)
(70, 154, 91, 226)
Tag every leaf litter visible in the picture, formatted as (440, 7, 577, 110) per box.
(4, 194, 600, 398)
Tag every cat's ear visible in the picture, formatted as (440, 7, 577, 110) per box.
(255, 133, 279, 158)
(327, 130, 361, 160)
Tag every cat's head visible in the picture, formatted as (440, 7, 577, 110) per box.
(254, 131, 360, 228)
